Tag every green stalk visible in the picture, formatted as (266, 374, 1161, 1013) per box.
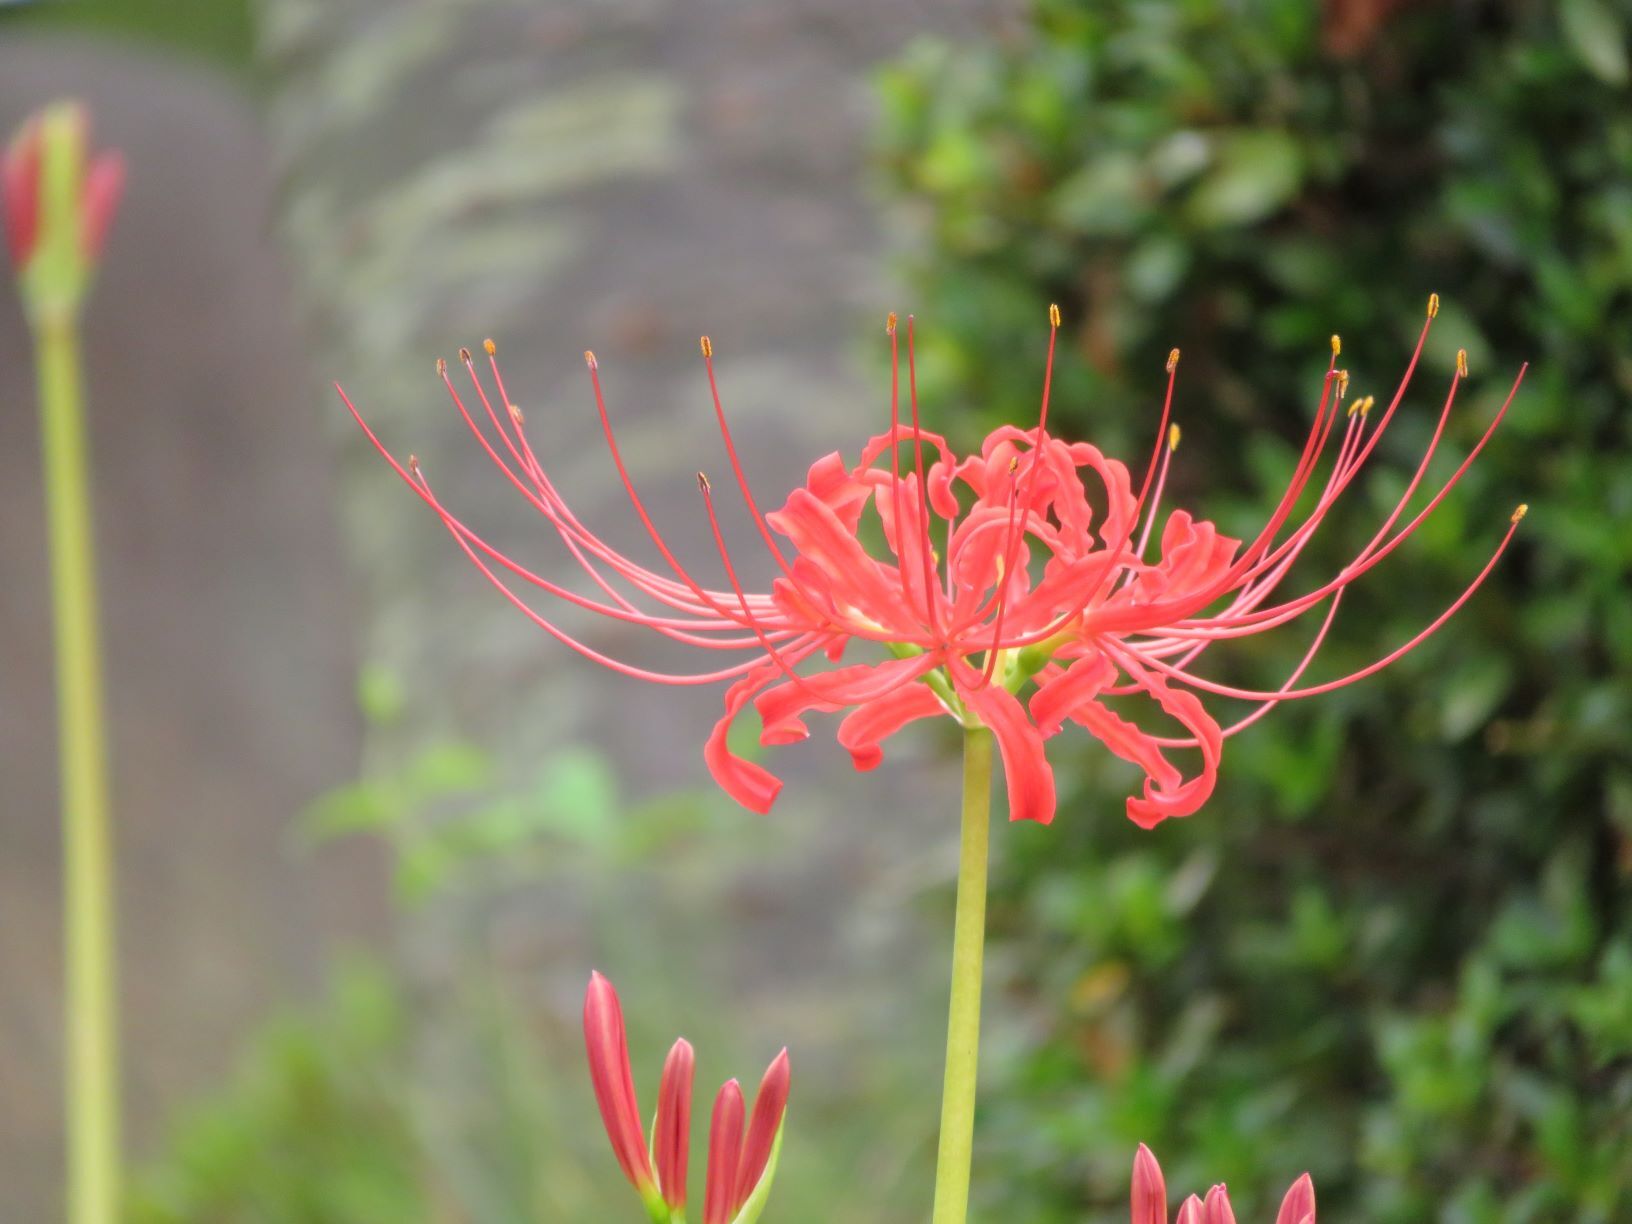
(36, 314, 120, 1224)
(930, 726, 994, 1224)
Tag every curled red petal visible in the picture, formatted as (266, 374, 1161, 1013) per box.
(755, 654, 938, 748)
(656, 1038, 695, 1210)
(705, 662, 785, 815)
(1112, 653, 1222, 827)
(836, 680, 946, 771)
(1131, 1143, 1167, 1224)
(955, 669, 1056, 824)
(582, 972, 655, 1193)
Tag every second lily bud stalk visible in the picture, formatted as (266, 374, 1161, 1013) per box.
(584, 972, 790, 1224)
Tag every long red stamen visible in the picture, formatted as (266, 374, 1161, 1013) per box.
(906, 315, 943, 637)
(1108, 506, 1525, 701)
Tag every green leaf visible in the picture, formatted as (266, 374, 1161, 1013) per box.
(1187, 129, 1302, 228)
(1561, 0, 1630, 85)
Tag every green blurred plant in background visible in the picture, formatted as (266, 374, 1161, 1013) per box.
(876, 0, 1631, 1219)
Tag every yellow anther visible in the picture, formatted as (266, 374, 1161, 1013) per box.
(1456, 348, 1468, 378)
(1336, 369, 1350, 398)
(1049, 302, 1061, 328)
(458, 346, 473, 365)
(1331, 334, 1341, 356)
(1166, 347, 1180, 374)
(483, 338, 496, 356)
(697, 472, 712, 492)
(508, 403, 524, 425)
(408, 454, 421, 476)
(1349, 393, 1375, 417)
(886, 311, 898, 335)
(1511, 503, 1529, 523)
(436, 357, 447, 377)
(700, 335, 713, 358)
(1168, 424, 1181, 451)
(584, 350, 598, 369)
(1427, 292, 1440, 318)
(1008, 456, 1020, 474)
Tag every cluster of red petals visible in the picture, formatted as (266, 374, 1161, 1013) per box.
(584, 972, 790, 1223)
(2, 105, 124, 270)
(1132, 1143, 1316, 1224)
(342, 299, 1522, 828)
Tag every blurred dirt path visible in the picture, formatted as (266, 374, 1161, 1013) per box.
(0, 38, 387, 1221)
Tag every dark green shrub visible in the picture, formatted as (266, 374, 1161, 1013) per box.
(878, 2, 1631, 1219)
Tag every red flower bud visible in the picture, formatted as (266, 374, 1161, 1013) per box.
(2, 118, 42, 267)
(1204, 1183, 1237, 1224)
(80, 151, 126, 263)
(1131, 1143, 1167, 1224)
(1176, 1193, 1206, 1224)
(730, 1048, 790, 1213)
(1275, 1173, 1316, 1224)
(582, 972, 656, 1195)
(655, 1038, 695, 1213)
(703, 1079, 746, 1224)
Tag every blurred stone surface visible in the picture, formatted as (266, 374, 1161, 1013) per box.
(259, 0, 995, 1217)
(0, 38, 386, 1220)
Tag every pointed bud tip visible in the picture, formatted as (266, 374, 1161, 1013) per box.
(700, 335, 713, 358)
(1427, 292, 1440, 318)
(1048, 302, 1061, 328)
(1166, 347, 1180, 373)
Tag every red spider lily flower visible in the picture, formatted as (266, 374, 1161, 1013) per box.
(4, 102, 124, 320)
(583, 972, 789, 1224)
(341, 296, 1523, 827)
(1128, 1145, 1315, 1224)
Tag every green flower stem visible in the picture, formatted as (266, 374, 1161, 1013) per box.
(930, 726, 994, 1224)
(36, 314, 120, 1224)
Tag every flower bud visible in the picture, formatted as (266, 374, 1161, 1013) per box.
(655, 1038, 695, 1213)
(582, 972, 658, 1198)
(3, 101, 125, 325)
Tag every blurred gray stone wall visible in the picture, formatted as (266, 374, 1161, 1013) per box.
(0, 38, 386, 1221)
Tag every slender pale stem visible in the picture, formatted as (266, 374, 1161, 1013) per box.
(36, 314, 120, 1224)
(930, 726, 994, 1224)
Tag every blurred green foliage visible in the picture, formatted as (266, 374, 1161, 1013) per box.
(3, 0, 255, 70)
(877, 0, 1632, 1219)
(126, 963, 428, 1223)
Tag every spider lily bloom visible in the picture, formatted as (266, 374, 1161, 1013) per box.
(4, 101, 124, 323)
(583, 972, 790, 1224)
(339, 297, 1523, 827)
(1131, 1144, 1316, 1224)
